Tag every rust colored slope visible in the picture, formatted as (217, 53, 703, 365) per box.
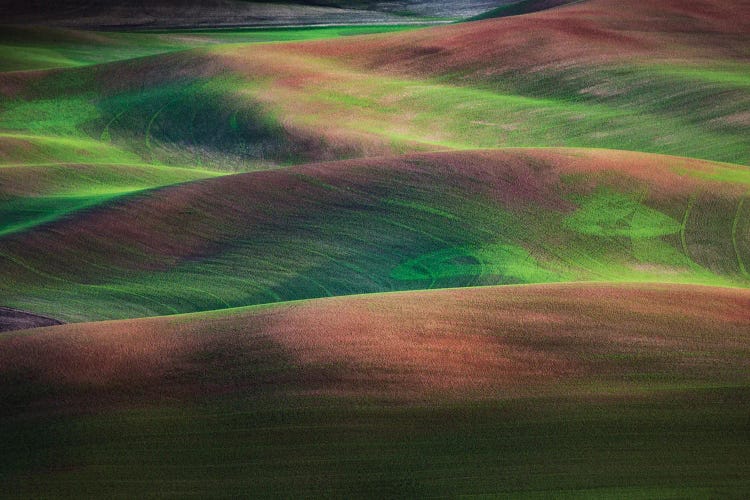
(269, 283, 750, 397)
(2, 283, 749, 413)
(271, 0, 750, 76)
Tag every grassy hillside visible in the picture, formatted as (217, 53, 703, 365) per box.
(0, 24, 423, 72)
(4, 282, 749, 404)
(1, 149, 748, 321)
(0, 163, 222, 236)
(2, 0, 747, 179)
(1, 1, 749, 495)
(2, 283, 749, 496)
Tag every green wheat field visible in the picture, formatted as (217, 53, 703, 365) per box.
(1, 0, 749, 497)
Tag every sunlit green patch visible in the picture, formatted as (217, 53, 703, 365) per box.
(0, 96, 99, 136)
(0, 162, 221, 191)
(0, 25, 425, 73)
(0, 27, 201, 72)
(0, 75, 292, 170)
(421, 61, 750, 163)
(564, 190, 682, 238)
(643, 63, 750, 88)
(0, 163, 222, 235)
(0, 42, 189, 73)
(630, 237, 693, 267)
(0, 193, 130, 236)
(293, 63, 750, 164)
(0, 46, 82, 72)
(675, 163, 750, 186)
(161, 24, 426, 43)
(0, 133, 142, 165)
(391, 243, 566, 284)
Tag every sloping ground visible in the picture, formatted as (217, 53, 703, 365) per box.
(2, 283, 749, 496)
(2, 0, 748, 175)
(0, 26, 236, 73)
(0, 50, 371, 170)
(0, 162, 222, 236)
(0, 24, 425, 73)
(3, 282, 749, 408)
(1, 148, 748, 321)
(217, 43, 750, 164)
(0, 0, 409, 29)
(289, 0, 750, 72)
(0, 1, 749, 496)
(0, 0, 508, 29)
(0, 306, 62, 332)
(469, 0, 580, 20)
(236, 0, 749, 164)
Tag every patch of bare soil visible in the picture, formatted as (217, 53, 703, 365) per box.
(0, 306, 63, 333)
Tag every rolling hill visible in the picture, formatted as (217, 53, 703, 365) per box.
(1, 0, 749, 496)
(2, 0, 747, 175)
(2, 148, 749, 321)
(2, 283, 750, 496)
(0, 0, 509, 29)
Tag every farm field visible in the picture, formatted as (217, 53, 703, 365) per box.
(3, 284, 750, 497)
(1, 0, 749, 496)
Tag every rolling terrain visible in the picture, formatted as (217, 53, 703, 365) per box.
(0, 0, 509, 28)
(2, 283, 750, 495)
(1, 148, 749, 321)
(1, 0, 749, 496)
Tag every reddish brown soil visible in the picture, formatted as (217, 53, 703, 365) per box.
(2, 283, 748, 412)
(266, 0, 750, 78)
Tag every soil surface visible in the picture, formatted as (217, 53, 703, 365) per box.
(0, 306, 63, 333)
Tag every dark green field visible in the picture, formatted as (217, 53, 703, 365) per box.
(1, 0, 749, 497)
(5, 391, 749, 498)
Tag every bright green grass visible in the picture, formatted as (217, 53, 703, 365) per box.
(563, 190, 683, 238)
(2, 388, 749, 497)
(0, 25, 424, 73)
(0, 133, 142, 165)
(0, 96, 99, 136)
(0, 163, 221, 236)
(452, 62, 750, 157)
(391, 243, 569, 284)
(156, 24, 427, 42)
(2, 164, 747, 322)
(0, 28, 198, 72)
(0, 76, 293, 170)
(0, 41, 186, 73)
(3, 48, 748, 170)
(299, 64, 750, 164)
(644, 63, 750, 88)
(0, 34, 748, 320)
(674, 161, 750, 186)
